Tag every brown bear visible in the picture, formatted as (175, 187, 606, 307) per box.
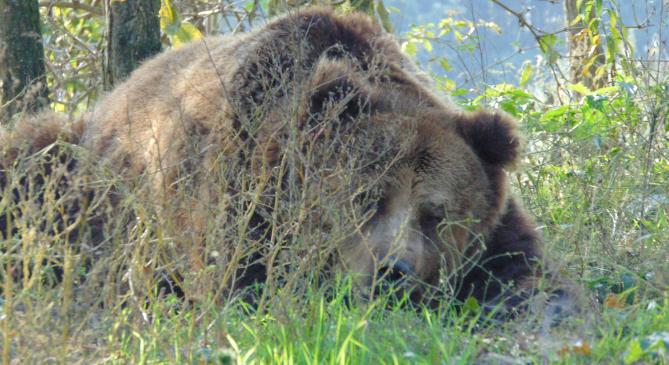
(1, 7, 564, 313)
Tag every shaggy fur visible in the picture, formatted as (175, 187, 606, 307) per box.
(1, 7, 562, 312)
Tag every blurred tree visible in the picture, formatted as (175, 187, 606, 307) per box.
(0, 0, 49, 123)
(40, 1, 106, 115)
(565, 0, 605, 89)
(104, 0, 161, 90)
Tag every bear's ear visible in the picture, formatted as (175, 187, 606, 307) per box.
(302, 58, 373, 127)
(455, 110, 521, 168)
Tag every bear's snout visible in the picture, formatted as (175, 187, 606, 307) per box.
(373, 259, 424, 302)
(376, 259, 414, 286)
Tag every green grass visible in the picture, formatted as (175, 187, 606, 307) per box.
(3, 282, 666, 363)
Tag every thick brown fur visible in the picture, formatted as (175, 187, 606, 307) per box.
(1, 7, 565, 312)
(1, 112, 87, 238)
(0, 111, 83, 165)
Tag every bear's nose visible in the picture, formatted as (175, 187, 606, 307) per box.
(376, 259, 413, 287)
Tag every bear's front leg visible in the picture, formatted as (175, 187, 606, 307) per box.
(459, 197, 573, 320)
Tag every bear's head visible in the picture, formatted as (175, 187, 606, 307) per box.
(296, 58, 522, 303)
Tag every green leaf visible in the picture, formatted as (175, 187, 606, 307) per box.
(624, 340, 644, 364)
(422, 39, 433, 53)
(438, 78, 456, 92)
(568, 83, 592, 96)
(159, 0, 177, 30)
(538, 34, 557, 50)
(438, 18, 453, 28)
(454, 20, 468, 28)
(570, 14, 584, 26)
(451, 88, 469, 97)
(519, 62, 533, 88)
(595, 0, 603, 15)
(160, 0, 202, 48)
(541, 105, 570, 121)
(463, 296, 480, 313)
(500, 100, 519, 116)
(625, 332, 669, 364)
(244, 0, 257, 12)
(401, 41, 417, 57)
(438, 58, 452, 72)
(538, 34, 559, 64)
(592, 85, 619, 95)
(173, 22, 203, 48)
(585, 94, 606, 111)
(483, 21, 501, 34)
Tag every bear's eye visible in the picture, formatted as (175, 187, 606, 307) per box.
(419, 206, 445, 230)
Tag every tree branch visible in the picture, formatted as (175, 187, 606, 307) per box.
(490, 0, 567, 100)
(490, 0, 544, 45)
(39, 1, 104, 16)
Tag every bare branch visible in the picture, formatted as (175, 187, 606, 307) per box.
(39, 1, 104, 16)
(490, 0, 567, 100)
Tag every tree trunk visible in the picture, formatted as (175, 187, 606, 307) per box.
(104, 0, 161, 90)
(565, 0, 605, 89)
(0, 0, 49, 123)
